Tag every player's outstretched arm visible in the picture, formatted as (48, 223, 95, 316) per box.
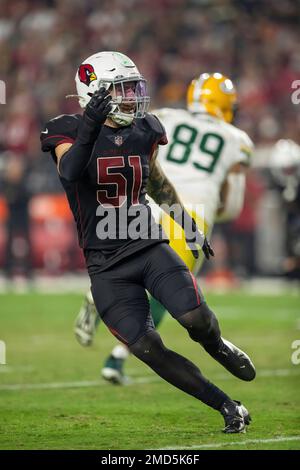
(57, 88, 112, 182)
(147, 151, 214, 260)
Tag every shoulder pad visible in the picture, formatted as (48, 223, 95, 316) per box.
(239, 129, 254, 151)
(40, 114, 81, 153)
(144, 113, 164, 134)
(234, 129, 254, 165)
(144, 113, 168, 145)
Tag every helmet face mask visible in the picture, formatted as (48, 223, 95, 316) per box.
(75, 52, 150, 126)
(106, 77, 150, 126)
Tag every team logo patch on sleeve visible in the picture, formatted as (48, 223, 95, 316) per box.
(78, 64, 97, 86)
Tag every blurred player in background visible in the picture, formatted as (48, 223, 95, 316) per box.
(2, 153, 33, 282)
(74, 72, 254, 383)
(270, 139, 300, 280)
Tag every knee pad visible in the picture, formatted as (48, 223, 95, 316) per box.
(177, 302, 221, 346)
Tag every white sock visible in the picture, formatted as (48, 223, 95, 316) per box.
(86, 289, 94, 305)
(112, 344, 129, 360)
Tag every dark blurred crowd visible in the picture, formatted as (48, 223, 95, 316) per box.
(0, 0, 299, 154)
(0, 0, 299, 280)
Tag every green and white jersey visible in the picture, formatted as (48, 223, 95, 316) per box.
(152, 108, 253, 228)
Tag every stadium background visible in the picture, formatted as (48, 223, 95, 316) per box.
(0, 0, 299, 451)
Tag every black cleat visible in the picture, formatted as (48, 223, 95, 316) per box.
(221, 400, 251, 434)
(209, 338, 256, 381)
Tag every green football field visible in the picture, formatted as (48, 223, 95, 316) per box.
(0, 291, 299, 450)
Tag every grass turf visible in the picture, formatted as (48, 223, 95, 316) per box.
(0, 291, 299, 450)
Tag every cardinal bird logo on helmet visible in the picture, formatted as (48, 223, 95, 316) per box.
(78, 64, 97, 86)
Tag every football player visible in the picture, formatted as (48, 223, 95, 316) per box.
(41, 52, 255, 433)
(75, 72, 253, 387)
(269, 139, 300, 279)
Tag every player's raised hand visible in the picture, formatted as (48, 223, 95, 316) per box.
(78, 88, 113, 145)
(84, 87, 112, 125)
(85, 87, 112, 123)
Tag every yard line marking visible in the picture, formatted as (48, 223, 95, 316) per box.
(157, 436, 300, 450)
(0, 376, 159, 391)
(0, 380, 103, 391)
(0, 365, 35, 374)
(0, 368, 299, 392)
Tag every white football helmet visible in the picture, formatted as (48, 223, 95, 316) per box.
(271, 139, 300, 169)
(75, 51, 150, 126)
(270, 139, 300, 202)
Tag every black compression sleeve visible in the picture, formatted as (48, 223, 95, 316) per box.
(58, 140, 94, 182)
(58, 88, 112, 181)
(58, 115, 101, 182)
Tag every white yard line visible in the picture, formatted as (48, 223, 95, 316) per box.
(0, 367, 299, 391)
(0, 380, 103, 391)
(0, 365, 35, 374)
(0, 376, 159, 391)
(158, 436, 300, 450)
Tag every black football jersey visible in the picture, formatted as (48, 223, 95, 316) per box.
(40, 113, 168, 272)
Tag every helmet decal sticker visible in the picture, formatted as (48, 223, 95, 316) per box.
(78, 64, 97, 86)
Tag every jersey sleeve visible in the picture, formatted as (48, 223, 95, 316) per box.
(233, 130, 254, 167)
(144, 113, 168, 146)
(40, 114, 81, 161)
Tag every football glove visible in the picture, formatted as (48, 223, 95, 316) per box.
(84, 87, 112, 125)
(59, 88, 112, 181)
(185, 217, 214, 260)
(77, 88, 112, 145)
